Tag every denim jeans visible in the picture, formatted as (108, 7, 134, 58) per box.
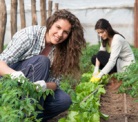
(9, 55, 72, 121)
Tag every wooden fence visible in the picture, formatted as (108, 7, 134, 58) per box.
(134, 0, 138, 48)
(0, 0, 58, 53)
(0, 0, 138, 53)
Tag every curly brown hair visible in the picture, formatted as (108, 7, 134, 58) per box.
(46, 9, 86, 78)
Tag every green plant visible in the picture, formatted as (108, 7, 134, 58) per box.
(59, 72, 109, 122)
(113, 63, 138, 98)
(132, 47, 138, 63)
(80, 43, 99, 73)
(0, 75, 53, 122)
(59, 43, 110, 122)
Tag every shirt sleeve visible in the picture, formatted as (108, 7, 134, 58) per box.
(101, 35, 123, 74)
(0, 26, 34, 65)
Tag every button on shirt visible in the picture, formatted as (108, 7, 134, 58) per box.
(0, 25, 60, 86)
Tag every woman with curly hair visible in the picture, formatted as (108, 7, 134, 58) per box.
(0, 9, 86, 121)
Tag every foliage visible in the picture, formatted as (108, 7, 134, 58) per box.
(132, 47, 138, 63)
(59, 72, 109, 122)
(60, 43, 99, 97)
(113, 62, 138, 98)
(60, 76, 76, 100)
(59, 43, 109, 122)
(0, 75, 53, 122)
(112, 46, 138, 98)
(2, 42, 138, 121)
(60, 43, 138, 121)
(80, 43, 99, 73)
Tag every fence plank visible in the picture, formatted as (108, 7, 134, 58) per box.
(0, 0, 7, 52)
(19, 0, 26, 28)
(11, 0, 18, 37)
(40, 0, 47, 26)
(55, 3, 59, 11)
(134, 0, 138, 48)
(31, 0, 37, 25)
(48, 0, 53, 17)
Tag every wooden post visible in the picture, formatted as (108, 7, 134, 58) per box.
(11, 0, 18, 37)
(31, 0, 37, 25)
(0, 0, 7, 52)
(134, 0, 138, 48)
(55, 3, 59, 11)
(19, 0, 26, 29)
(48, 0, 53, 17)
(40, 0, 47, 26)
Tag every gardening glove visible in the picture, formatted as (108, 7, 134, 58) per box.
(90, 75, 100, 83)
(92, 66, 99, 76)
(34, 80, 47, 92)
(10, 71, 25, 83)
(90, 72, 103, 83)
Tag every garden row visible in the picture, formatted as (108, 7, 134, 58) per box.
(58, 44, 138, 122)
(0, 44, 138, 122)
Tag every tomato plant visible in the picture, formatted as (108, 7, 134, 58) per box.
(0, 75, 53, 122)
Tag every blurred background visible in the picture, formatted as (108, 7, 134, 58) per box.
(1, 0, 136, 45)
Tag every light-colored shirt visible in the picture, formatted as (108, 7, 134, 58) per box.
(99, 43, 111, 53)
(100, 34, 135, 75)
(0, 25, 60, 86)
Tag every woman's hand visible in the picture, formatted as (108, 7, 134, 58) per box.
(90, 74, 101, 83)
(90, 72, 103, 83)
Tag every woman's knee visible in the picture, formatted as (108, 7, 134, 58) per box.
(54, 90, 72, 111)
(36, 55, 50, 67)
(51, 89, 72, 111)
(61, 93, 72, 110)
(97, 51, 109, 59)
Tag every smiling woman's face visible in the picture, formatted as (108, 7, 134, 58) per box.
(46, 19, 71, 45)
(96, 29, 108, 40)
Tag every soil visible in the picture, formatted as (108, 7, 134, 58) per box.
(48, 78, 138, 122)
(100, 78, 138, 122)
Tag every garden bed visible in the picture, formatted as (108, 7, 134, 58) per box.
(100, 79, 138, 122)
(48, 44, 138, 122)
(48, 78, 138, 122)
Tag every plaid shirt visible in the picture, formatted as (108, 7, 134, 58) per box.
(0, 25, 60, 86)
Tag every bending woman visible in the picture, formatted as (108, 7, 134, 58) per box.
(0, 9, 86, 121)
(91, 18, 135, 82)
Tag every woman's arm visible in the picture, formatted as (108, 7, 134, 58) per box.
(101, 35, 122, 75)
(0, 60, 16, 76)
(47, 82, 57, 91)
(92, 58, 100, 76)
(95, 58, 100, 67)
